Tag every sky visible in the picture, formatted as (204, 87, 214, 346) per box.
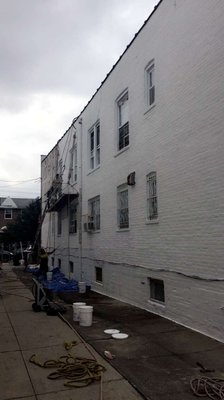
(0, 0, 158, 199)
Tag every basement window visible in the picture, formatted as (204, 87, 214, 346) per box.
(149, 278, 165, 304)
(95, 267, 103, 283)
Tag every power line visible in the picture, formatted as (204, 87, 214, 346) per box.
(0, 178, 40, 189)
(0, 177, 40, 183)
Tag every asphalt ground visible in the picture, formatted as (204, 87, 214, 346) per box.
(12, 265, 224, 400)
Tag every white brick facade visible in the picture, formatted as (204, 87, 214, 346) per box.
(41, 0, 224, 342)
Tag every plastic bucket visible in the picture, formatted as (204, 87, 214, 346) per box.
(79, 306, 93, 327)
(72, 302, 86, 322)
(47, 271, 53, 281)
(78, 281, 86, 293)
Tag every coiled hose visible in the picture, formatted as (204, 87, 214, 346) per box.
(190, 376, 224, 399)
(30, 352, 106, 388)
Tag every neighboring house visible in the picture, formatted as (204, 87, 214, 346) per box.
(0, 197, 35, 229)
(41, 0, 224, 342)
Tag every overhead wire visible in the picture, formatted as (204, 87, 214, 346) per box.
(0, 178, 40, 189)
(0, 177, 40, 183)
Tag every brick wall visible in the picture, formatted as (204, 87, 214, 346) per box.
(42, 0, 224, 341)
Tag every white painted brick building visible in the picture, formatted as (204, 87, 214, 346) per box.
(41, 0, 224, 341)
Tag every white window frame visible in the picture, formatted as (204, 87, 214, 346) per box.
(88, 196, 100, 231)
(89, 121, 100, 170)
(145, 61, 155, 108)
(117, 184, 129, 229)
(147, 172, 158, 221)
(4, 208, 12, 219)
(117, 91, 129, 151)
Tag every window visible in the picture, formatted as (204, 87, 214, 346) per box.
(69, 261, 74, 273)
(146, 62, 155, 107)
(95, 267, 103, 283)
(147, 172, 158, 220)
(149, 278, 165, 303)
(117, 91, 129, 150)
(51, 257, 54, 267)
(4, 208, 12, 219)
(88, 196, 100, 231)
(57, 211, 62, 235)
(58, 259, 61, 268)
(117, 185, 129, 229)
(69, 201, 77, 234)
(69, 144, 78, 183)
(89, 121, 100, 170)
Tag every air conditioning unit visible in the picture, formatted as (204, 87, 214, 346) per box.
(87, 221, 95, 231)
(83, 216, 95, 232)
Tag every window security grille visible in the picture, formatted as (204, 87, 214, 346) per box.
(88, 196, 100, 231)
(118, 187, 129, 229)
(147, 172, 158, 220)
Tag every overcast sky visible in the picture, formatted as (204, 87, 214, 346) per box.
(0, 0, 158, 199)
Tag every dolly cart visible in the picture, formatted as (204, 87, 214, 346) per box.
(32, 278, 49, 312)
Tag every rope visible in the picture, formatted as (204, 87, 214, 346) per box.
(58, 313, 105, 400)
(29, 342, 106, 388)
(190, 376, 224, 399)
(58, 312, 98, 361)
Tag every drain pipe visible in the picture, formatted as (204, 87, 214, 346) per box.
(78, 118, 83, 281)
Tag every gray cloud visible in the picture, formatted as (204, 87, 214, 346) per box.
(0, 0, 158, 197)
(0, 0, 156, 111)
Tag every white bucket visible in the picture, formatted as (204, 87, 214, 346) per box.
(78, 281, 86, 293)
(72, 302, 86, 322)
(47, 271, 53, 281)
(79, 306, 93, 327)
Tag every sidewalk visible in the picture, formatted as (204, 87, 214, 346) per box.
(2, 265, 224, 400)
(0, 265, 144, 400)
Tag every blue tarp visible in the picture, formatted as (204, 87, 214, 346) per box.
(35, 267, 79, 292)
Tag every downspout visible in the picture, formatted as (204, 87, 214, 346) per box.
(78, 118, 83, 281)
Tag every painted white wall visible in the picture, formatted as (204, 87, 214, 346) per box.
(41, 0, 224, 342)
